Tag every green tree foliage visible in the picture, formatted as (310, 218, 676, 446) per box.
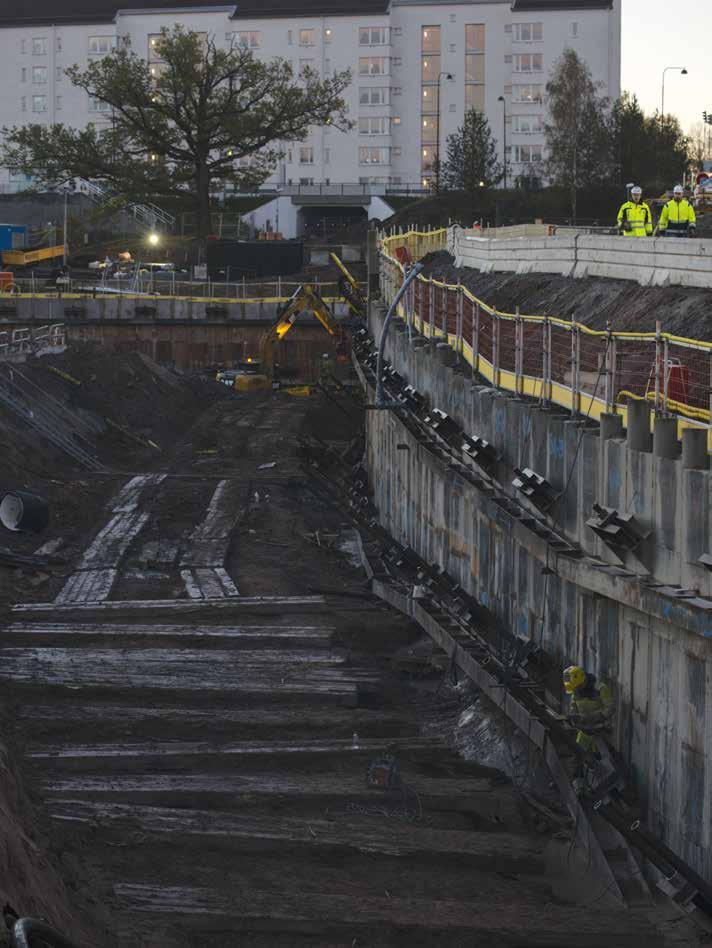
(544, 49, 612, 221)
(609, 92, 689, 191)
(440, 109, 503, 194)
(1, 28, 351, 237)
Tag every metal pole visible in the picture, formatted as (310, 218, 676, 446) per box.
(473, 302, 479, 380)
(542, 317, 549, 405)
(62, 190, 68, 267)
(654, 320, 662, 412)
(456, 281, 463, 363)
(428, 279, 434, 344)
(515, 307, 522, 396)
(492, 310, 499, 388)
(663, 336, 670, 412)
(375, 263, 424, 406)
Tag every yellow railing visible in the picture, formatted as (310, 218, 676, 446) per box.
(379, 228, 712, 439)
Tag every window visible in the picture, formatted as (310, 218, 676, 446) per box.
(56, 35, 62, 52)
(324, 148, 330, 164)
(20, 68, 26, 83)
(512, 83, 543, 103)
(359, 116, 389, 135)
(513, 53, 542, 73)
(421, 55, 440, 82)
(299, 146, 314, 164)
(56, 95, 62, 110)
(325, 28, 332, 43)
(512, 114, 543, 134)
(513, 143, 543, 163)
(299, 59, 314, 71)
(299, 29, 315, 46)
(571, 22, 578, 36)
(512, 22, 543, 42)
(32, 94, 47, 112)
(393, 146, 402, 156)
(20, 39, 26, 54)
(421, 145, 434, 171)
(234, 31, 261, 49)
(465, 54, 484, 82)
(449, 43, 456, 53)
(149, 63, 167, 79)
(32, 37, 47, 56)
(359, 146, 389, 165)
(299, 177, 314, 185)
(359, 26, 388, 46)
(148, 34, 163, 60)
(421, 26, 440, 53)
(421, 116, 437, 143)
(287, 30, 293, 45)
(465, 85, 485, 110)
(392, 115, 401, 124)
(448, 103, 456, 112)
(421, 86, 437, 113)
(20, 97, 26, 112)
(89, 95, 111, 113)
(466, 24, 484, 52)
(359, 86, 390, 106)
(56, 67, 63, 81)
(32, 66, 47, 84)
(359, 57, 388, 76)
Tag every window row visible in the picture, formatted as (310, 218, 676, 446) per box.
(513, 53, 542, 73)
(20, 95, 63, 112)
(359, 57, 389, 76)
(512, 84, 543, 103)
(510, 143, 543, 163)
(511, 22, 543, 42)
(359, 116, 390, 135)
(511, 114, 543, 133)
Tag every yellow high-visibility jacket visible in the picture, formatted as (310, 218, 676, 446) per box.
(571, 676, 614, 751)
(658, 198, 696, 236)
(616, 200, 653, 237)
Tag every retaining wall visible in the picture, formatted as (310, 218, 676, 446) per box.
(451, 226, 712, 288)
(366, 305, 712, 885)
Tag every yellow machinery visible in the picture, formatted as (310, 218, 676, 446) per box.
(216, 255, 363, 393)
(2, 245, 65, 267)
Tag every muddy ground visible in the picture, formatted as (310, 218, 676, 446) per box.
(420, 250, 712, 338)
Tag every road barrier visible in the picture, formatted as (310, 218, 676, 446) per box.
(380, 228, 712, 439)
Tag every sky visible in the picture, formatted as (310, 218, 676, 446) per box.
(621, 0, 711, 134)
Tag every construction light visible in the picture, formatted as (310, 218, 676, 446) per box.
(147, 232, 160, 246)
(479, 180, 485, 187)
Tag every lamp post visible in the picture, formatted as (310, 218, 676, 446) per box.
(661, 66, 687, 118)
(434, 71, 453, 193)
(498, 95, 507, 189)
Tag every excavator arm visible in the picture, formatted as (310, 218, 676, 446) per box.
(259, 284, 340, 379)
(329, 253, 366, 318)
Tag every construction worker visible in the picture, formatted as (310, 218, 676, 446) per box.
(616, 186, 653, 237)
(563, 665, 614, 753)
(656, 184, 697, 237)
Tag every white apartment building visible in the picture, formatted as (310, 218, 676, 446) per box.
(0, 0, 620, 192)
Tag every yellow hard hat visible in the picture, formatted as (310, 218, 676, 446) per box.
(563, 665, 586, 694)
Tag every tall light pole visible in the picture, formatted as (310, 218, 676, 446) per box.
(62, 189, 68, 267)
(434, 72, 453, 193)
(498, 95, 507, 189)
(661, 66, 687, 119)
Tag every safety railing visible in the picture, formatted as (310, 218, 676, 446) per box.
(380, 228, 712, 437)
(0, 324, 65, 358)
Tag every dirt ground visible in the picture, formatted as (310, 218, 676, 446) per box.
(421, 249, 712, 337)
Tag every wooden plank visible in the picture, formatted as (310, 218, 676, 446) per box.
(6, 623, 335, 647)
(48, 801, 548, 870)
(12, 595, 328, 618)
(28, 736, 441, 761)
(111, 883, 646, 942)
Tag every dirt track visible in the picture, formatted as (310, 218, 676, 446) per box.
(0, 370, 692, 946)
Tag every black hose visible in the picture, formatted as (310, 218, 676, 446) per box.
(11, 918, 81, 948)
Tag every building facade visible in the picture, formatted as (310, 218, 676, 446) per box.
(0, 0, 620, 192)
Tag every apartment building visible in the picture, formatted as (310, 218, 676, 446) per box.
(0, 0, 620, 191)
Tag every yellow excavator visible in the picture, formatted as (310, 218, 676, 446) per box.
(218, 254, 362, 393)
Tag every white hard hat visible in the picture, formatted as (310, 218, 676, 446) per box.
(631, 186, 642, 195)
(673, 184, 684, 194)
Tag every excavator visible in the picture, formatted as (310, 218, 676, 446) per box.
(218, 253, 363, 393)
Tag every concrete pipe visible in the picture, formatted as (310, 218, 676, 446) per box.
(626, 399, 652, 453)
(653, 415, 681, 459)
(681, 427, 709, 470)
(599, 412, 624, 442)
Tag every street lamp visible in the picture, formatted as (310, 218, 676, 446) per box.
(147, 232, 160, 247)
(434, 72, 453, 193)
(661, 66, 687, 119)
(498, 95, 507, 189)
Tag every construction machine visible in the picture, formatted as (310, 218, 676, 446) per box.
(217, 254, 363, 393)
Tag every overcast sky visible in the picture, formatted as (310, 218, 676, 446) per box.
(621, 0, 710, 133)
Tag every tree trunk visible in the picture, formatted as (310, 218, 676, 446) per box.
(197, 163, 212, 240)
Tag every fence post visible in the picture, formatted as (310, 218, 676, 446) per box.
(541, 317, 549, 406)
(429, 279, 435, 345)
(493, 309, 500, 388)
(456, 281, 463, 364)
(441, 284, 447, 338)
(570, 320, 579, 415)
(654, 320, 662, 413)
(472, 302, 480, 381)
(662, 334, 670, 413)
(418, 279, 424, 336)
(514, 307, 522, 396)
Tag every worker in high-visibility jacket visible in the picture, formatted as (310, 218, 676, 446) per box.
(616, 185, 653, 237)
(656, 184, 697, 237)
(563, 665, 614, 753)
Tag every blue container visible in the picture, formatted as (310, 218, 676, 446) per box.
(0, 225, 27, 251)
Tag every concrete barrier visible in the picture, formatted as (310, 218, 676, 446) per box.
(451, 226, 712, 289)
